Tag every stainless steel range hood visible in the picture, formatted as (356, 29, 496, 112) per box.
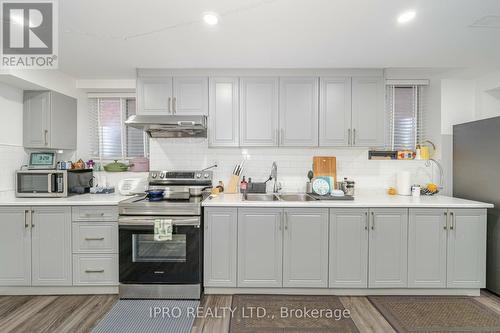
(125, 115, 207, 138)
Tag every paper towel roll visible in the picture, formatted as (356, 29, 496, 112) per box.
(396, 171, 412, 196)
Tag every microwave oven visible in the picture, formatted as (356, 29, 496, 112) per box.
(15, 169, 93, 198)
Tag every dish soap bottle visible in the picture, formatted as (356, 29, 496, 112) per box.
(240, 176, 248, 193)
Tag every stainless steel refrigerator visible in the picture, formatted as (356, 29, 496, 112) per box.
(454, 116, 500, 294)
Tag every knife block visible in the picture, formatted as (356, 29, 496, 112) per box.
(226, 175, 240, 194)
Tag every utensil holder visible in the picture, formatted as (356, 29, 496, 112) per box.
(226, 174, 240, 194)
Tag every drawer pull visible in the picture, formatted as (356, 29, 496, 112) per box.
(85, 237, 105, 241)
(85, 269, 105, 273)
(84, 213, 105, 218)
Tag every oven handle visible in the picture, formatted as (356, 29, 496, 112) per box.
(118, 216, 200, 227)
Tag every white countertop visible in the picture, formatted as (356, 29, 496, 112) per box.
(202, 193, 494, 209)
(0, 191, 130, 206)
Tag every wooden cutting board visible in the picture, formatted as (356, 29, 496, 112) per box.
(313, 156, 337, 187)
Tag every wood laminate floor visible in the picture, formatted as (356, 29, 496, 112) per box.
(0, 291, 499, 333)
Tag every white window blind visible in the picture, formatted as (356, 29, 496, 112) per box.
(386, 85, 427, 150)
(89, 97, 148, 160)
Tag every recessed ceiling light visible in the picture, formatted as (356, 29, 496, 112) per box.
(397, 10, 416, 24)
(203, 12, 219, 25)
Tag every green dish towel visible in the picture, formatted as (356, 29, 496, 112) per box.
(154, 219, 172, 241)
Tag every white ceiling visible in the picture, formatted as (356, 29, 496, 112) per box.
(59, 0, 500, 79)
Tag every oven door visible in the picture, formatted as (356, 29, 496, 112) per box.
(118, 216, 201, 284)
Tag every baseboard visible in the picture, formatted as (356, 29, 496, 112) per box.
(0, 286, 118, 295)
(204, 287, 481, 296)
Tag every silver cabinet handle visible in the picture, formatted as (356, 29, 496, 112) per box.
(348, 128, 351, 145)
(85, 237, 105, 241)
(168, 97, 172, 113)
(450, 211, 455, 230)
(353, 129, 356, 145)
(30, 210, 34, 228)
(364, 211, 368, 230)
(370, 211, 375, 230)
(444, 211, 448, 230)
(84, 213, 105, 218)
(85, 269, 104, 273)
(24, 209, 29, 229)
(172, 97, 177, 114)
(44, 129, 48, 146)
(278, 213, 282, 231)
(284, 212, 288, 230)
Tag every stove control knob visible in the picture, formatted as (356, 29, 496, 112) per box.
(204, 173, 210, 178)
(159, 172, 165, 179)
(196, 173, 201, 178)
(151, 172, 158, 179)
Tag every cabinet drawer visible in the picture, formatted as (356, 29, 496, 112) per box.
(72, 223, 118, 253)
(72, 206, 118, 222)
(72, 254, 118, 285)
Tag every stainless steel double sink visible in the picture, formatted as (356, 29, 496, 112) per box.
(243, 193, 317, 202)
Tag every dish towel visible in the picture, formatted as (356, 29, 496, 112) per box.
(154, 219, 173, 241)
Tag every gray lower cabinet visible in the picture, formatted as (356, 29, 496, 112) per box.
(283, 208, 328, 288)
(0, 206, 72, 287)
(204, 208, 237, 287)
(31, 207, 72, 286)
(329, 208, 369, 288)
(447, 209, 486, 288)
(368, 208, 408, 288)
(23, 91, 77, 150)
(0, 207, 31, 286)
(238, 208, 283, 287)
(408, 209, 447, 288)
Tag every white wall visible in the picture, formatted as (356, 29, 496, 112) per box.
(150, 139, 435, 193)
(475, 70, 500, 120)
(441, 79, 476, 135)
(0, 82, 25, 192)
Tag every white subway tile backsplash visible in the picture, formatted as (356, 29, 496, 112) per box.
(149, 139, 438, 192)
(0, 144, 26, 192)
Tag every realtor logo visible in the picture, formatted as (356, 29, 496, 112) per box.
(1, 0, 58, 68)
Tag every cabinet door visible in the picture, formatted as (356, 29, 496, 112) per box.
(50, 92, 77, 150)
(408, 209, 447, 288)
(173, 77, 208, 115)
(0, 207, 31, 286)
(329, 209, 368, 288)
(31, 206, 72, 286)
(240, 77, 279, 146)
(351, 77, 385, 147)
(283, 208, 328, 288)
(369, 208, 408, 288)
(137, 77, 173, 114)
(204, 208, 237, 287)
(23, 91, 50, 148)
(319, 77, 352, 146)
(447, 209, 487, 288)
(238, 208, 282, 287)
(209, 77, 239, 147)
(279, 77, 319, 147)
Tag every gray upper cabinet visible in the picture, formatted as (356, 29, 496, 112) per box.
(238, 208, 283, 287)
(137, 77, 173, 114)
(319, 77, 352, 146)
(279, 77, 319, 147)
(239, 77, 279, 147)
(137, 76, 208, 115)
(24, 91, 77, 150)
(208, 77, 239, 147)
(283, 208, 328, 288)
(173, 77, 208, 115)
(351, 77, 385, 147)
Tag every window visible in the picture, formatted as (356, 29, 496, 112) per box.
(89, 97, 149, 160)
(386, 85, 427, 150)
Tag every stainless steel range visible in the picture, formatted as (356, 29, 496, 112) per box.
(118, 170, 213, 299)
